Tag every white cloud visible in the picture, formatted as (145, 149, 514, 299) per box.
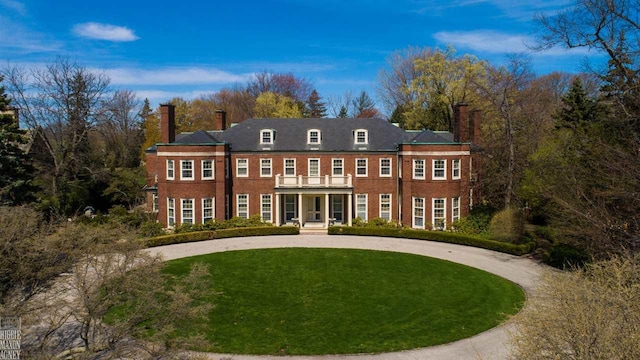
(100, 67, 250, 86)
(0, 0, 26, 15)
(73, 22, 139, 42)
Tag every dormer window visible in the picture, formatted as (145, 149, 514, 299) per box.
(260, 129, 274, 144)
(355, 129, 368, 144)
(307, 129, 321, 144)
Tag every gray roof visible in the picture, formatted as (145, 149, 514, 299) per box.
(147, 118, 458, 153)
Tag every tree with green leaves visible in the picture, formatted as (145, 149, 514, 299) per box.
(254, 92, 302, 118)
(0, 76, 36, 205)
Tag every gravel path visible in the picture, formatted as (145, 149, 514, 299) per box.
(148, 234, 544, 360)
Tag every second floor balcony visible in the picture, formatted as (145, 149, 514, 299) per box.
(275, 174, 353, 188)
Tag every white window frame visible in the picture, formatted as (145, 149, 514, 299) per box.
(166, 160, 175, 180)
(152, 193, 159, 212)
(356, 194, 368, 220)
(432, 159, 446, 180)
(202, 160, 214, 180)
(167, 198, 175, 227)
(356, 158, 368, 177)
(307, 129, 321, 144)
(308, 158, 320, 177)
(236, 194, 248, 219)
(181, 198, 194, 225)
(380, 158, 392, 177)
(260, 158, 272, 177)
(236, 158, 248, 177)
(354, 129, 368, 144)
(412, 197, 425, 229)
(180, 160, 194, 180)
(260, 129, 274, 144)
(433, 198, 446, 230)
(379, 194, 391, 221)
(452, 159, 461, 180)
(261, 194, 272, 223)
(452, 197, 460, 223)
(332, 158, 344, 176)
(284, 158, 296, 176)
(202, 198, 214, 224)
(413, 159, 425, 179)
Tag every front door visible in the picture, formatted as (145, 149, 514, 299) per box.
(307, 196, 322, 221)
(332, 195, 343, 223)
(284, 195, 296, 222)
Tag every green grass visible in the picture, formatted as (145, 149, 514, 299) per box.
(156, 248, 524, 355)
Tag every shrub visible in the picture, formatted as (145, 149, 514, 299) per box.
(450, 207, 493, 237)
(144, 226, 298, 247)
(489, 207, 525, 243)
(139, 221, 165, 237)
(328, 226, 533, 256)
(543, 242, 590, 269)
(352, 217, 402, 228)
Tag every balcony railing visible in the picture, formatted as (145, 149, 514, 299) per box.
(275, 174, 353, 188)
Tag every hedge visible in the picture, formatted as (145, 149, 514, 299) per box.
(144, 226, 299, 248)
(328, 226, 534, 256)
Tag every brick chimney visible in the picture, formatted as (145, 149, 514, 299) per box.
(215, 109, 227, 130)
(160, 103, 175, 143)
(471, 109, 482, 146)
(453, 103, 470, 143)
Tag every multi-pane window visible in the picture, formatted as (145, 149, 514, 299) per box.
(237, 194, 248, 219)
(452, 197, 460, 223)
(356, 194, 367, 220)
(355, 129, 368, 144)
(166, 160, 175, 180)
(413, 197, 424, 229)
(380, 158, 391, 177)
(380, 194, 391, 221)
(308, 129, 321, 144)
(260, 129, 273, 144)
(309, 159, 320, 177)
(433, 159, 446, 180)
(203, 198, 214, 223)
(202, 160, 214, 180)
(452, 159, 461, 180)
(356, 158, 368, 177)
(413, 159, 425, 179)
(167, 198, 175, 226)
(236, 158, 248, 177)
(332, 158, 343, 176)
(152, 193, 159, 212)
(260, 158, 272, 177)
(261, 194, 272, 223)
(180, 160, 194, 180)
(284, 158, 296, 176)
(181, 199, 194, 224)
(433, 198, 446, 230)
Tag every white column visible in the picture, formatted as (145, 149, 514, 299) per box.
(298, 193, 303, 226)
(347, 193, 353, 226)
(275, 194, 280, 226)
(325, 193, 330, 228)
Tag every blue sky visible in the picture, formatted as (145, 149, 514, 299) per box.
(1, 0, 596, 114)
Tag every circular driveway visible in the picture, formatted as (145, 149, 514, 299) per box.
(148, 234, 544, 360)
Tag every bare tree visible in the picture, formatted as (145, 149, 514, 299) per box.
(98, 90, 143, 168)
(246, 70, 314, 104)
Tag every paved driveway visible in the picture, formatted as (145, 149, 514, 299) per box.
(149, 235, 544, 360)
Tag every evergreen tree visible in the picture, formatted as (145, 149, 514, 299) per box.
(0, 76, 36, 205)
(338, 105, 348, 118)
(305, 90, 327, 118)
(555, 78, 601, 131)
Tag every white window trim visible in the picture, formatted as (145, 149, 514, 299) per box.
(202, 197, 215, 224)
(432, 197, 446, 230)
(260, 129, 274, 144)
(167, 198, 175, 227)
(308, 158, 320, 177)
(379, 194, 391, 221)
(236, 158, 248, 177)
(413, 159, 425, 180)
(236, 194, 249, 219)
(356, 193, 368, 220)
(260, 158, 272, 177)
(307, 129, 321, 144)
(152, 193, 159, 213)
(452, 197, 460, 223)
(332, 158, 344, 176)
(432, 159, 447, 180)
(261, 194, 272, 223)
(452, 159, 461, 180)
(354, 129, 368, 144)
(166, 160, 175, 180)
(355, 158, 368, 177)
(180, 160, 194, 181)
(379, 158, 392, 177)
(181, 198, 194, 225)
(284, 158, 296, 177)
(412, 197, 425, 229)
(202, 160, 214, 180)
